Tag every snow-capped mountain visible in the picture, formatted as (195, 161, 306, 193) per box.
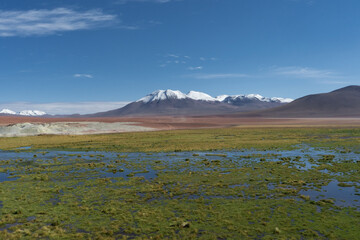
(91, 89, 293, 117)
(0, 109, 17, 115)
(219, 94, 293, 105)
(187, 91, 216, 101)
(19, 110, 47, 116)
(0, 109, 47, 116)
(137, 89, 293, 104)
(137, 90, 187, 103)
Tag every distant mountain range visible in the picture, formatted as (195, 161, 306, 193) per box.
(1, 86, 359, 118)
(240, 85, 360, 118)
(136, 90, 293, 104)
(0, 109, 47, 116)
(91, 90, 293, 117)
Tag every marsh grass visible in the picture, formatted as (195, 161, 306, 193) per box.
(0, 127, 359, 239)
(0, 147, 359, 239)
(0, 127, 359, 152)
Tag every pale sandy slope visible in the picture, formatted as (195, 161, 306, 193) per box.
(0, 122, 154, 137)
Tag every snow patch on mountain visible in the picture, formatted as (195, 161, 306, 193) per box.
(219, 94, 293, 104)
(246, 94, 266, 101)
(187, 91, 216, 101)
(137, 90, 187, 103)
(0, 109, 16, 115)
(19, 110, 47, 116)
(217, 94, 294, 104)
(270, 97, 293, 103)
(137, 89, 293, 104)
(215, 95, 229, 102)
(0, 109, 47, 116)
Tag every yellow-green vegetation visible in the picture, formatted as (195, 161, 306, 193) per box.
(0, 147, 359, 239)
(0, 127, 359, 239)
(0, 127, 359, 152)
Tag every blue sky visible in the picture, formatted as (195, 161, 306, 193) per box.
(0, 0, 359, 114)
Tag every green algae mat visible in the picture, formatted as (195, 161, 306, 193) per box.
(0, 127, 359, 239)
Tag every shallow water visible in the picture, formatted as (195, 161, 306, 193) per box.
(15, 146, 32, 150)
(299, 180, 360, 208)
(0, 172, 15, 183)
(0, 146, 359, 208)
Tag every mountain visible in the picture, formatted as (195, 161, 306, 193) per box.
(218, 94, 292, 108)
(91, 89, 293, 117)
(137, 90, 292, 104)
(0, 109, 47, 116)
(0, 109, 16, 115)
(241, 85, 360, 117)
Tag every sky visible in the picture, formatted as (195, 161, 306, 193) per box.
(0, 0, 359, 114)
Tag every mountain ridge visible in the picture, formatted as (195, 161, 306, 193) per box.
(90, 89, 293, 117)
(0, 109, 47, 116)
(136, 89, 293, 104)
(235, 85, 360, 118)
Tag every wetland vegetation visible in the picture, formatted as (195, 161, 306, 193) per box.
(0, 127, 359, 239)
(0, 127, 359, 152)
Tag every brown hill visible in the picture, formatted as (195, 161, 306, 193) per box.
(239, 85, 360, 117)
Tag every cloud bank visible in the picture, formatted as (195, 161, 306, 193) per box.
(0, 8, 117, 37)
(274, 66, 341, 79)
(0, 102, 129, 115)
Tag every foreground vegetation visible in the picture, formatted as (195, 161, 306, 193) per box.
(0, 127, 359, 239)
(0, 127, 359, 152)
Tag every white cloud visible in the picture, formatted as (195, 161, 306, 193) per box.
(160, 54, 217, 70)
(116, 0, 174, 4)
(74, 74, 94, 79)
(321, 80, 351, 85)
(188, 66, 203, 71)
(190, 73, 248, 79)
(167, 54, 180, 58)
(0, 102, 130, 115)
(0, 8, 117, 37)
(148, 20, 162, 25)
(274, 66, 341, 79)
(119, 25, 140, 30)
(200, 57, 217, 61)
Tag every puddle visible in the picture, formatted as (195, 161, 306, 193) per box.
(299, 180, 360, 209)
(16, 146, 32, 150)
(0, 172, 16, 183)
(0, 223, 23, 232)
(100, 168, 157, 180)
(229, 183, 250, 188)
